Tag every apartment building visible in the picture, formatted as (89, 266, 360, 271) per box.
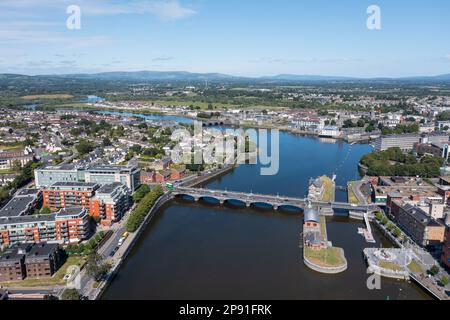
(0, 189, 41, 218)
(0, 243, 64, 281)
(89, 183, 131, 226)
(390, 202, 445, 247)
(0, 207, 90, 246)
(42, 182, 100, 212)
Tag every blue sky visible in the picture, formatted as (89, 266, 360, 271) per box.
(1, 0, 450, 77)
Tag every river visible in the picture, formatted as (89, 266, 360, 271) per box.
(97, 112, 429, 300)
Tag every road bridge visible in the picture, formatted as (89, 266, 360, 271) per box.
(172, 187, 381, 213)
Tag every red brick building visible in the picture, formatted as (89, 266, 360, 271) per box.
(42, 182, 99, 212)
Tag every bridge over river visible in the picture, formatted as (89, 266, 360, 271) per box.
(172, 187, 380, 213)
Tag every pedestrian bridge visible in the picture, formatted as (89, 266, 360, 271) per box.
(172, 187, 380, 213)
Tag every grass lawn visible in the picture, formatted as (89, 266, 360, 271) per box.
(379, 261, 403, 272)
(319, 176, 334, 202)
(0, 256, 86, 287)
(0, 145, 24, 152)
(304, 246, 345, 267)
(0, 168, 18, 174)
(320, 216, 327, 239)
(21, 94, 74, 100)
(347, 182, 359, 204)
(407, 260, 424, 274)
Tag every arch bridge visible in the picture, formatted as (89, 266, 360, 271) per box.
(172, 187, 380, 213)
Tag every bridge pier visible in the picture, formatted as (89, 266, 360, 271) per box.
(246, 202, 251, 208)
(273, 205, 279, 211)
(219, 199, 225, 205)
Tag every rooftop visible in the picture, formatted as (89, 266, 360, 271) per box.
(49, 181, 99, 189)
(0, 194, 38, 218)
(402, 203, 443, 227)
(96, 182, 126, 194)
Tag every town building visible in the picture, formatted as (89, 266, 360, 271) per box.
(390, 202, 445, 248)
(0, 189, 41, 218)
(318, 126, 340, 138)
(42, 182, 100, 212)
(153, 170, 172, 184)
(374, 133, 449, 152)
(0, 244, 27, 282)
(0, 243, 64, 281)
(148, 157, 172, 171)
(441, 222, 450, 269)
(0, 207, 90, 246)
(84, 165, 140, 191)
(0, 148, 34, 170)
(89, 183, 131, 226)
(414, 141, 450, 160)
(35, 163, 140, 191)
(140, 171, 155, 184)
(25, 243, 64, 279)
(34, 164, 84, 188)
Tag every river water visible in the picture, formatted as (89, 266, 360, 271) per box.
(99, 113, 429, 300)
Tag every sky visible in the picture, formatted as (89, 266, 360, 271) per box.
(0, 0, 450, 77)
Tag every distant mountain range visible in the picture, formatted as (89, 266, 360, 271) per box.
(2, 71, 450, 83)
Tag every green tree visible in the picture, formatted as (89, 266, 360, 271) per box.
(86, 253, 110, 282)
(75, 139, 94, 156)
(40, 206, 51, 214)
(61, 289, 81, 300)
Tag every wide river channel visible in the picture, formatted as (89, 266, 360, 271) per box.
(98, 111, 429, 300)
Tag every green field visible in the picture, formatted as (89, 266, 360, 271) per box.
(21, 94, 74, 100)
(304, 247, 345, 267)
(347, 182, 359, 204)
(319, 176, 334, 202)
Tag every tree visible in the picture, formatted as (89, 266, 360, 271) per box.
(393, 228, 402, 238)
(438, 276, 449, 287)
(61, 289, 81, 300)
(75, 139, 94, 156)
(102, 137, 112, 147)
(40, 206, 51, 215)
(86, 253, 110, 282)
(429, 265, 439, 276)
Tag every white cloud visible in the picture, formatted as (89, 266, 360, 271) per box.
(0, 0, 197, 21)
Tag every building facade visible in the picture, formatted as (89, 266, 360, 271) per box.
(374, 133, 449, 152)
(42, 182, 99, 212)
(84, 165, 140, 191)
(392, 202, 445, 247)
(89, 183, 131, 226)
(0, 148, 34, 170)
(441, 226, 450, 269)
(0, 243, 64, 281)
(0, 207, 90, 246)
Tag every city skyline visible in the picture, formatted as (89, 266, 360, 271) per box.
(1, 0, 450, 77)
